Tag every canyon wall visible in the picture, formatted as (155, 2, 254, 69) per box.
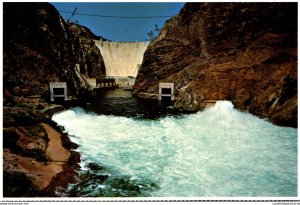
(68, 22, 106, 79)
(3, 2, 105, 100)
(133, 3, 297, 127)
(3, 2, 104, 196)
(94, 40, 149, 77)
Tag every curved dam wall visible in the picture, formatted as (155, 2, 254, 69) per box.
(94, 40, 150, 77)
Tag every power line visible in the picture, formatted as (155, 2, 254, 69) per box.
(59, 10, 174, 19)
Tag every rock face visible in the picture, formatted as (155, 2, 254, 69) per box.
(3, 2, 103, 196)
(68, 22, 106, 79)
(3, 121, 79, 197)
(133, 3, 297, 127)
(3, 2, 105, 100)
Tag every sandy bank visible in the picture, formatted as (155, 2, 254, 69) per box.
(4, 122, 78, 195)
(42, 123, 70, 162)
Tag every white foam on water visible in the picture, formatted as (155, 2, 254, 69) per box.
(52, 101, 297, 197)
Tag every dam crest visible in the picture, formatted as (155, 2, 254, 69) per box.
(94, 39, 149, 87)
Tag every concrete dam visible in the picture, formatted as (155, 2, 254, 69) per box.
(94, 40, 149, 87)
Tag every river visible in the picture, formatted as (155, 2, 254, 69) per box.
(52, 88, 297, 197)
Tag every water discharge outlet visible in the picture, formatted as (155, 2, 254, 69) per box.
(49, 82, 68, 101)
(158, 82, 175, 102)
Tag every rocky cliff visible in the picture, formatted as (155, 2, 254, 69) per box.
(67, 22, 106, 79)
(133, 3, 297, 127)
(3, 2, 105, 196)
(3, 2, 105, 100)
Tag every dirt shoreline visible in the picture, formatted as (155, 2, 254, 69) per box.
(3, 95, 82, 197)
(41, 121, 81, 197)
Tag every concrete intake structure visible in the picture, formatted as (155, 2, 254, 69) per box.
(94, 40, 149, 86)
(49, 82, 68, 101)
(158, 82, 175, 101)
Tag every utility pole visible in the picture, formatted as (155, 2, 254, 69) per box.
(67, 7, 78, 24)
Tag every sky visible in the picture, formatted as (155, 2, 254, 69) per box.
(51, 2, 185, 42)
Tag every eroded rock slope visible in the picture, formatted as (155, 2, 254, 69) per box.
(133, 3, 297, 127)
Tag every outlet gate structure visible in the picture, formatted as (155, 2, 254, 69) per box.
(158, 82, 175, 101)
(49, 82, 68, 101)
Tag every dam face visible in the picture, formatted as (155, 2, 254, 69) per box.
(94, 40, 149, 87)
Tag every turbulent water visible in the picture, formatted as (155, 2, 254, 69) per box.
(53, 99, 297, 197)
(94, 40, 149, 77)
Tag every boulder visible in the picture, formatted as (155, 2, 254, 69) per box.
(41, 104, 65, 117)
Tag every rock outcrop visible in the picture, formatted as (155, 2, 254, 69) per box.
(67, 22, 106, 79)
(3, 2, 104, 196)
(133, 3, 297, 127)
(3, 2, 105, 100)
(2, 95, 80, 197)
